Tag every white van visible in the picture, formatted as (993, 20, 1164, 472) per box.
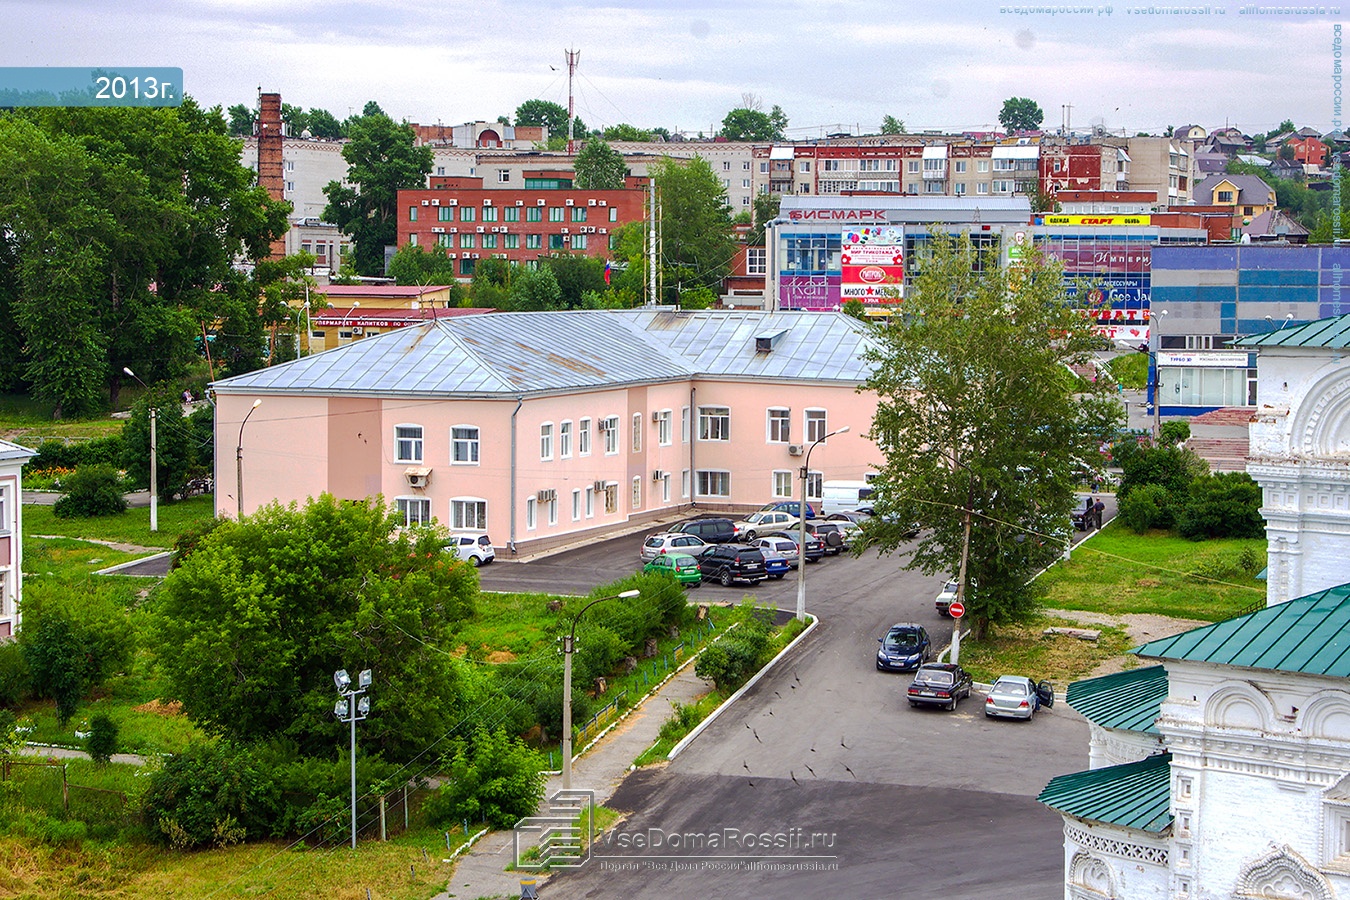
(821, 480, 876, 515)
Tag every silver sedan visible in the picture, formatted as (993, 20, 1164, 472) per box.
(984, 675, 1052, 720)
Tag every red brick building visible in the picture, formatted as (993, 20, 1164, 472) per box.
(397, 175, 647, 277)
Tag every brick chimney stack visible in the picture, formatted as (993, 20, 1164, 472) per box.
(257, 92, 288, 259)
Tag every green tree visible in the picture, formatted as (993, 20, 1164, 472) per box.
(841, 298, 866, 320)
(387, 245, 460, 286)
(86, 714, 118, 765)
(305, 108, 344, 139)
(508, 264, 563, 311)
(573, 138, 627, 190)
(719, 105, 788, 141)
(514, 99, 585, 146)
(323, 112, 432, 275)
(150, 495, 477, 761)
(748, 193, 781, 246)
(648, 156, 736, 296)
(423, 729, 545, 830)
(1118, 443, 1208, 499)
(122, 386, 193, 501)
(21, 587, 134, 725)
(226, 103, 255, 137)
(880, 115, 907, 135)
(1174, 472, 1264, 540)
(860, 236, 1121, 639)
(999, 97, 1045, 133)
(541, 255, 606, 307)
(602, 123, 652, 141)
(280, 103, 308, 136)
(52, 464, 127, 519)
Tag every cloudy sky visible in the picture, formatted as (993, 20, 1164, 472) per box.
(2, 0, 1345, 137)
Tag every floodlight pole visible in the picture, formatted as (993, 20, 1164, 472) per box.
(562, 590, 640, 790)
(333, 667, 372, 850)
(797, 426, 848, 622)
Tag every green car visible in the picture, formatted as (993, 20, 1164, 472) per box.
(643, 552, 702, 587)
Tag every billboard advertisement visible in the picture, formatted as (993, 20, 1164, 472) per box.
(840, 226, 904, 302)
(780, 274, 839, 311)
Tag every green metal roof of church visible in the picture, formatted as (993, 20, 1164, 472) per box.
(1066, 665, 1168, 734)
(1236, 314, 1350, 348)
(1134, 583, 1350, 676)
(1039, 752, 1172, 833)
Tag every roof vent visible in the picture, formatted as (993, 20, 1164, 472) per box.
(755, 329, 788, 353)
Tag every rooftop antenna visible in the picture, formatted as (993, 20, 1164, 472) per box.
(565, 48, 580, 154)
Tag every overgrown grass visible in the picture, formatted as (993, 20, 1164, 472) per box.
(1037, 522, 1266, 621)
(456, 591, 570, 659)
(1106, 351, 1149, 389)
(958, 614, 1133, 687)
(0, 394, 127, 441)
(23, 495, 216, 549)
(634, 691, 726, 766)
(0, 831, 459, 900)
(22, 536, 144, 578)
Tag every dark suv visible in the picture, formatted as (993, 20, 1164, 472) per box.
(696, 543, 768, 586)
(669, 517, 736, 543)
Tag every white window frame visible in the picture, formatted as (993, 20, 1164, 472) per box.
(631, 476, 642, 510)
(526, 497, 537, 530)
(450, 497, 487, 531)
(547, 496, 558, 526)
(681, 406, 691, 443)
(696, 470, 731, 498)
(559, 420, 572, 459)
(681, 469, 691, 499)
(632, 413, 643, 453)
(585, 486, 595, 518)
(772, 470, 794, 499)
(578, 417, 592, 456)
(451, 425, 480, 465)
(806, 470, 824, 502)
(805, 408, 827, 443)
(395, 424, 424, 463)
(603, 416, 620, 455)
(698, 406, 730, 442)
(746, 247, 767, 276)
(656, 409, 673, 446)
(396, 496, 431, 527)
(0, 485, 9, 535)
(540, 422, 554, 461)
(571, 488, 582, 522)
(661, 473, 672, 503)
(767, 407, 791, 444)
(603, 482, 619, 514)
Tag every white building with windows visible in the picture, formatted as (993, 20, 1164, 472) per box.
(211, 309, 880, 553)
(0, 440, 36, 638)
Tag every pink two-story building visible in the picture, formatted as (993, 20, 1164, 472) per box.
(0, 440, 36, 637)
(211, 309, 882, 554)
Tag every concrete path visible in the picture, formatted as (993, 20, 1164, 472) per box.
(23, 489, 151, 508)
(16, 744, 149, 766)
(437, 662, 713, 900)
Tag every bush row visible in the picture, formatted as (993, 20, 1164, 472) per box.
(1113, 438, 1264, 540)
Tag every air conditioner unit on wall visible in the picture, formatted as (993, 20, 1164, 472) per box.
(651, 410, 661, 423)
(592, 480, 606, 492)
(421, 200, 430, 206)
(652, 470, 664, 482)
(536, 488, 556, 503)
(788, 444, 804, 456)
(588, 199, 597, 206)
(566, 199, 574, 206)
(484, 199, 493, 206)
(476, 226, 485, 233)
(432, 227, 444, 233)
(516, 200, 525, 206)
(449, 199, 458, 205)
(537, 199, 546, 206)
(431, 199, 439, 206)
(350, 326, 364, 335)
(405, 467, 432, 489)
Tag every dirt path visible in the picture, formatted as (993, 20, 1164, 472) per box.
(32, 534, 166, 554)
(1043, 608, 1209, 678)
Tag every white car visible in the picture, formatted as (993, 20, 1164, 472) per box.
(935, 580, 960, 617)
(640, 532, 709, 562)
(731, 510, 799, 541)
(447, 533, 495, 566)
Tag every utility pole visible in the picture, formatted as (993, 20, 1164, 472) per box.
(648, 177, 657, 306)
(565, 48, 580, 155)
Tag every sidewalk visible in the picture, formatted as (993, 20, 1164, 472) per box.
(436, 662, 712, 900)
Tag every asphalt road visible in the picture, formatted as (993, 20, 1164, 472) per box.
(480, 505, 1115, 900)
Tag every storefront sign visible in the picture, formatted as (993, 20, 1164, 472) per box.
(840, 227, 904, 301)
(1156, 351, 1251, 368)
(1038, 215, 1152, 226)
(779, 274, 839, 310)
(786, 208, 890, 222)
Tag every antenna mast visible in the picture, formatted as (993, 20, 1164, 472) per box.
(565, 48, 580, 154)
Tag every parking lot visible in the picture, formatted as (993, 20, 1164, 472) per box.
(478, 507, 1112, 898)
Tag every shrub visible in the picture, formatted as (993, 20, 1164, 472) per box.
(1175, 472, 1266, 540)
(86, 714, 118, 765)
(1159, 421, 1191, 446)
(1118, 444, 1208, 500)
(20, 588, 135, 725)
(1118, 483, 1177, 533)
(23, 436, 124, 475)
(423, 729, 545, 831)
(171, 516, 225, 570)
(141, 741, 281, 849)
(1238, 544, 1266, 576)
(0, 640, 30, 708)
(694, 608, 773, 692)
(52, 464, 127, 519)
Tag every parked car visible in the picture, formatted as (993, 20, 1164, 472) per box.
(757, 547, 791, 580)
(755, 535, 802, 569)
(696, 543, 769, 586)
(643, 552, 702, 588)
(763, 529, 825, 562)
(668, 517, 737, 544)
(806, 519, 858, 553)
(446, 533, 495, 566)
(984, 675, 1055, 720)
(875, 623, 934, 672)
(906, 663, 974, 711)
(757, 500, 816, 519)
(640, 532, 709, 562)
(732, 510, 799, 541)
(825, 511, 871, 525)
(935, 580, 960, 617)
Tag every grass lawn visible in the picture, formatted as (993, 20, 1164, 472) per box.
(0, 394, 128, 442)
(456, 590, 569, 659)
(1036, 522, 1266, 621)
(23, 495, 217, 549)
(958, 614, 1133, 687)
(0, 830, 462, 900)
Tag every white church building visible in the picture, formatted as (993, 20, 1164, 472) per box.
(1040, 315, 1350, 900)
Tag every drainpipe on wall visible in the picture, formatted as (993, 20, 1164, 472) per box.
(688, 385, 696, 509)
(509, 396, 523, 554)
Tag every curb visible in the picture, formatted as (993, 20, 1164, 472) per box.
(95, 551, 172, 575)
(667, 614, 818, 761)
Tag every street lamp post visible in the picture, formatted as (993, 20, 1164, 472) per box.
(797, 426, 849, 622)
(235, 399, 262, 517)
(332, 667, 372, 850)
(121, 367, 157, 532)
(562, 589, 640, 790)
(339, 301, 360, 343)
